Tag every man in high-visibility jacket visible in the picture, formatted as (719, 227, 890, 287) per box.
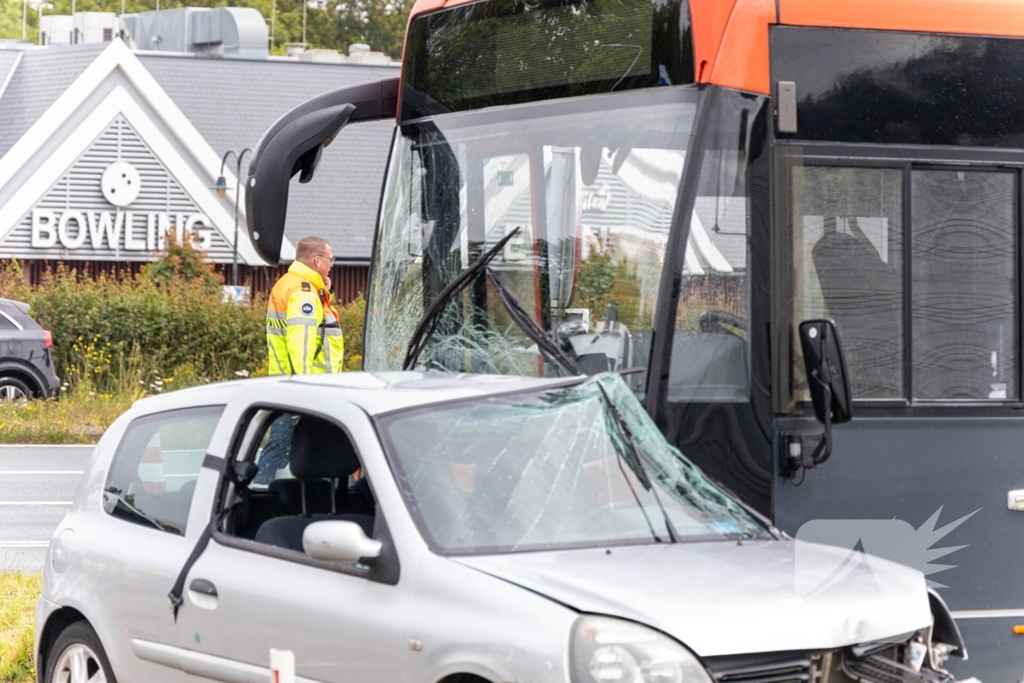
(266, 236, 344, 375)
(256, 236, 344, 485)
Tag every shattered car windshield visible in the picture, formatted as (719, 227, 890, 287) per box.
(365, 87, 698, 395)
(377, 374, 768, 554)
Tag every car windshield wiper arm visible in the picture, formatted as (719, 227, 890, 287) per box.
(403, 228, 521, 371)
(596, 383, 679, 543)
(485, 270, 579, 377)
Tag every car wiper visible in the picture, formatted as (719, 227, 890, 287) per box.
(596, 383, 680, 543)
(403, 229, 521, 371)
(485, 270, 579, 377)
(103, 489, 170, 533)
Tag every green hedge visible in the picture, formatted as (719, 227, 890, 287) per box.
(0, 244, 365, 395)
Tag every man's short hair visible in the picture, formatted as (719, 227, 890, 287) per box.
(295, 236, 331, 262)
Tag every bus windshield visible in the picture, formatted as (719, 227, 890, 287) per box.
(366, 85, 763, 402)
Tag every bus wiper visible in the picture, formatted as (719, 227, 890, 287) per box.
(596, 383, 680, 543)
(486, 270, 579, 376)
(403, 229, 521, 371)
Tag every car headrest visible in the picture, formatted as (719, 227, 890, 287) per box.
(289, 417, 361, 480)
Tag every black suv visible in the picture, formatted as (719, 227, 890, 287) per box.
(0, 298, 60, 401)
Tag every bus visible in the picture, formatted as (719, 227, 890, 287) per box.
(245, 0, 1024, 677)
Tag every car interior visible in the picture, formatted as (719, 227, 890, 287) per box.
(223, 410, 378, 554)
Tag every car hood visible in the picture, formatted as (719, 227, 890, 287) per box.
(453, 539, 931, 657)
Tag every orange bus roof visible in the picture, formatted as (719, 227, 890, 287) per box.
(406, 0, 1024, 96)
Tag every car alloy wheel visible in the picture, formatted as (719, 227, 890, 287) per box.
(52, 643, 107, 683)
(0, 383, 27, 401)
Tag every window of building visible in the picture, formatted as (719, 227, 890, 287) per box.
(790, 162, 1020, 404)
(103, 406, 224, 535)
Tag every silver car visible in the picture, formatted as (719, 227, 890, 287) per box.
(36, 372, 970, 683)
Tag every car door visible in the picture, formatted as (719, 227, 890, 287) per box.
(81, 402, 231, 683)
(172, 388, 409, 683)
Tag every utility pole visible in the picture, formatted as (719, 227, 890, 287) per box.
(22, 0, 26, 41)
(302, 0, 306, 46)
(37, 0, 42, 45)
(269, 0, 276, 52)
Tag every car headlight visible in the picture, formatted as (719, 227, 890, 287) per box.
(570, 616, 714, 683)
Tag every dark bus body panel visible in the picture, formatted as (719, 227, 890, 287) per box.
(770, 25, 1024, 674)
(774, 417, 1024, 677)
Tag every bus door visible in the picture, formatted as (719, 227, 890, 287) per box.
(772, 148, 1024, 678)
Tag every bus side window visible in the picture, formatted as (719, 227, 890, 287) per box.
(791, 164, 1018, 404)
(910, 169, 1016, 401)
(791, 166, 904, 401)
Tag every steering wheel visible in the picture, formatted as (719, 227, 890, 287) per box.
(698, 310, 748, 338)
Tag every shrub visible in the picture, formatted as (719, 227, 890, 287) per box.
(336, 293, 365, 370)
(0, 572, 39, 683)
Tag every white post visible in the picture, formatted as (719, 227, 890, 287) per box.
(21, 0, 26, 40)
(269, 649, 295, 683)
(301, 0, 306, 46)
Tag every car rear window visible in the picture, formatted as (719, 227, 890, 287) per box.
(103, 406, 225, 536)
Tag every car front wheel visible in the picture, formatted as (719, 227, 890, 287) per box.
(45, 622, 117, 683)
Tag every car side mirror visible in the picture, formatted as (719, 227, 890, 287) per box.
(799, 318, 851, 426)
(303, 520, 382, 564)
(782, 319, 852, 480)
(246, 77, 399, 265)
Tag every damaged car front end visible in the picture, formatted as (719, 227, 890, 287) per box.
(379, 373, 975, 683)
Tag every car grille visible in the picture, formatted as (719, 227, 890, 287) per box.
(706, 646, 940, 683)
(704, 652, 814, 683)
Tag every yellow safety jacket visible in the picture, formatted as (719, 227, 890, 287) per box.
(266, 261, 345, 375)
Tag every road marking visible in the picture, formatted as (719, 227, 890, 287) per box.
(0, 541, 48, 548)
(0, 471, 84, 475)
(0, 501, 72, 506)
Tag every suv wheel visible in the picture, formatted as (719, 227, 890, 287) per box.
(0, 375, 31, 402)
(45, 622, 117, 683)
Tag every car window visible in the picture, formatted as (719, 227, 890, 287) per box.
(0, 310, 18, 330)
(223, 411, 377, 551)
(103, 406, 225, 536)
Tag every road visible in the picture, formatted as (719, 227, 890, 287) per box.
(0, 445, 94, 573)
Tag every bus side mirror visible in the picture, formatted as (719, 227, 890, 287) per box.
(799, 318, 852, 426)
(246, 77, 399, 265)
(782, 319, 852, 479)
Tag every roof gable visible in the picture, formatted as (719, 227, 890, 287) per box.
(0, 40, 277, 265)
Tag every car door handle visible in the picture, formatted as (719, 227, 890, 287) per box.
(1008, 490, 1024, 511)
(189, 579, 218, 597)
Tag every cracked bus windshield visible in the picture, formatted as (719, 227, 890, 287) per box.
(378, 374, 767, 553)
(366, 84, 755, 404)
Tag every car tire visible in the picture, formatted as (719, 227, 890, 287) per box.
(0, 374, 32, 402)
(44, 621, 118, 683)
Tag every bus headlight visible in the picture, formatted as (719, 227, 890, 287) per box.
(571, 616, 714, 683)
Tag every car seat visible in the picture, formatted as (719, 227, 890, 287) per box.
(254, 417, 374, 552)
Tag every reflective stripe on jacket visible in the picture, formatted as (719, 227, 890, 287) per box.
(266, 261, 345, 375)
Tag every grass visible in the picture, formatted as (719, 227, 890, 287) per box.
(0, 389, 138, 444)
(0, 572, 39, 683)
